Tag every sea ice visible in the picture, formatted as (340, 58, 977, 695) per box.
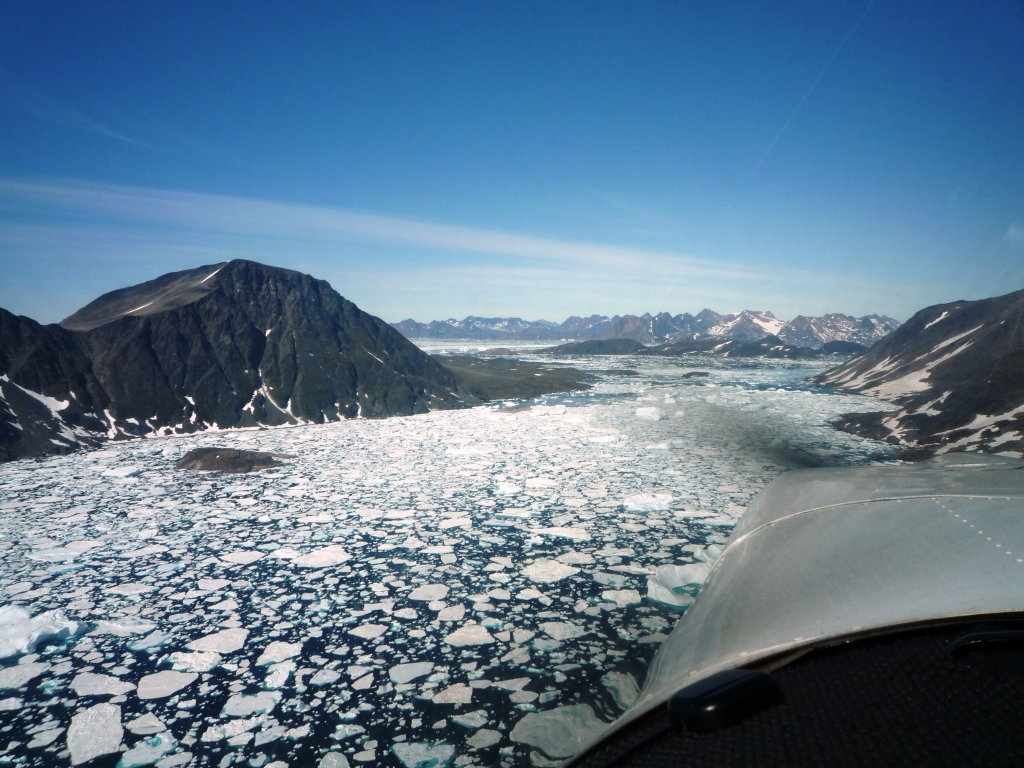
(69, 672, 136, 696)
(223, 691, 281, 716)
(521, 560, 580, 583)
(0, 661, 49, 689)
(349, 624, 387, 639)
(257, 641, 304, 665)
(187, 628, 249, 653)
(389, 662, 434, 684)
(125, 713, 167, 735)
(291, 544, 350, 568)
(467, 728, 501, 749)
(540, 622, 586, 641)
(0, 605, 82, 659)
(119, 732, 176, 768)
(444, 624, 494, 647)
(645, 563, 711, 608)
(635, 407, 664, 420)
(600, 589, 642, 608)
(432, 683, 473, 704)
(221, 550, 264, 565)
(319, 754, 351, 768)
(409, 584, 449, 601)
(136, 671, 198, 700)
(601, 671, 640, 709)
(169, 650, 222, 672)
(392, 741, 455, 768)
(532, 527, 592, 541)
(510, 704, 607, 759)
(623, 493, 673, 512)
(67, 702, 123, 766)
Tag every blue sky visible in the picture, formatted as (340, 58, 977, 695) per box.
(1, 1, 1022, 324)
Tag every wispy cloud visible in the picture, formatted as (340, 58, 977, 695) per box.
(1007, 223, 1024, 244)
(0, 177, 771, 280)
(0, 70, 153, 149)
(0, 176, 915, 323)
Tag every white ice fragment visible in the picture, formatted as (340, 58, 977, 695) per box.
(126, 713, 167, 735)
(392, 742, 455, 768)
(510, 704, 606, 759)
(409, 584, 449, 602)
(521, 559, 580, 583)
(257, 641, 304, 665)
(119, 732, 176, 768)
(444, 624, 494, 647)
(556, 551, 594, 565)
(0, 661, 49, 689)
(91, 617, 157, 637)
(451, 710, 489, 729)
(432, 683, 473, 704)
(319, 754, 351, 768)
(221, 550, 264, 565)
(67, 702, 123, 766)
(187, 628, 249, 653)
(624, 493, 673, 512)
(601, 671, 639, 710)
(540, 622, 586, 641)
(102, 466, 141, 478)
(223, 690, 281, 716)
(467, 729, 501, 749)
(436, 605, 465, 622)
(349, 623, 387, 640)
(169, 651, 222, 672)
(491, 677, 530, 691)
(292, 545, 351, 568)
(310, 668, 341, 685)
(645, 563, 711, 608)
(201, 714, 266, 741)
(515, 588, 544, 600)
(264, 660, 296, 688)
(601, 589, 642, 608)
(635, 407, 664, 420)
(197, 578, 230, 591)
(389, 662, 434, 684)
(70, 672, 136, 696)
(532, 527, 591, 541)
(137, 671, 197, 700)
(0, 605, 82, 659)
(107, 583, 155, 596)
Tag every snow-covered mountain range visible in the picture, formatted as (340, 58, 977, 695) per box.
(393, 310, 900, 348)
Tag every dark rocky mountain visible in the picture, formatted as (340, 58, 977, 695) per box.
(393, 309, 898, 347)
(640, 334, 819, 359)
(818, 288, 1024, 454)
(0, 260, 465, 462)
(537, 339, 648, 355)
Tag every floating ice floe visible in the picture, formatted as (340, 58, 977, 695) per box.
(257, 641, 304, 665)
(223, 691, 281, 717)
(187, 628, 248, 653)
(645, 562, 712, 608)
(635, 407, 664, 420)
(510, 704, 607, 759)
(221, 550, 264, 565)
(349, 623, 387, 639)
(531, 527, 591, 542)
(291, 544, 350, 568)
(101, 466, 141, 478)
(118, 732, 177, 768)
(69, 672, 135, 697)
(601, 671, 639, 710)
(67, 702, 123, 766)
(0, 662, 50, 690)
(0, 605, 82, 659)
(136, 671, 197, 700)
(432, 683, 473, 704)
(601, 589, 642, 608)
(623, 493, 673, 512)
(389, 662, 434, 684)
(521, 559, 580, 583)
(92, 617, 156, 638)
(392, 741, 455, 768)
(125, 713, 166, 735)
(444, 624, 494, 647)
(168, 650, 221, 672)
(409, 584, 449, 601)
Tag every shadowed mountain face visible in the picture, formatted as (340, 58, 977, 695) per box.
(819, 288, 1024, 454)
(0, 260, 463, 462)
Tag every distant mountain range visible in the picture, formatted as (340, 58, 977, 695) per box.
(820, 288, 1024, 455)
(392, 309, 900, 348)
(0, 260, 466, 462)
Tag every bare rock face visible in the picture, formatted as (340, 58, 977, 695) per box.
(175, 447, 288, 473)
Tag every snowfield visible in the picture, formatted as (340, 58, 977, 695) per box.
(0, 347, 893, 768)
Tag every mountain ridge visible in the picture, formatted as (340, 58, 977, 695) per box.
(0, 260, 467, 462)
(818, 288, 1024, 454)
(392, 309, 899, 347)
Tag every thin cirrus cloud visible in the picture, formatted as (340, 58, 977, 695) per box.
(0, 70, 153, 149)
(0, 177, 774, 281)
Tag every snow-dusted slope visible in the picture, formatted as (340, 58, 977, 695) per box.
(819, 289, 1024, 453)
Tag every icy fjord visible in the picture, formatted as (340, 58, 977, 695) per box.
(0, 345, 895, 768)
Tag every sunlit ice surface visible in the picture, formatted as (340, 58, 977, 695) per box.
(0, 347, 896, 768)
